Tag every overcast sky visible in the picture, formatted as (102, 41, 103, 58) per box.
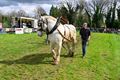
(0, 0, 60, 16)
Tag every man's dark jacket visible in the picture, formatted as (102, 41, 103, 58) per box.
(80, 28, 91, 41)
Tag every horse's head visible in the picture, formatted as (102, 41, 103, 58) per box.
(37, 16, 48, 37)
(37, 16, 60, 37)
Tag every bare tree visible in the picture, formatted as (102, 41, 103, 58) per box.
(7, 10, 18, 17)
(85, 0, 110, 27)
(60, 0, 80, 24)
(17, 9, 27, 17)
(75, 0, 86, 27)
(34, 6, 46, 18)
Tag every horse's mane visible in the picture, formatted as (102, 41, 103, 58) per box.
(42, 16, 69, 24)
(42, 16, 56, 21)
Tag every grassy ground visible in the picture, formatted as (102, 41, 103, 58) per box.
(0, 33, 120, 80)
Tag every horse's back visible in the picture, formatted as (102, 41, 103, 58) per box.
(64, 24, 76, 32)
(63, 24, 77, 43)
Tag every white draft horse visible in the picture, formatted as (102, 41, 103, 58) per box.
(37, 16, 77, 65)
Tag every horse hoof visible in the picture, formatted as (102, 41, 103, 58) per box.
(70, 52, 74, 57)
(53, 57, 56, 61)
(52, 60, 59, 65)
(70, 55, 73, 57)
(68, 52, 74, 57)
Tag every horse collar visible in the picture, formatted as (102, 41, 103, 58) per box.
(46, 17, 61, 35)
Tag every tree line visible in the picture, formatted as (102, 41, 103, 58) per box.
(50, 0, 120, 29)
(0, 0, 120, 29)
(0, 6, 46, 28)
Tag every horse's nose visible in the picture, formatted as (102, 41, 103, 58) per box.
(37, 31, 42, 37)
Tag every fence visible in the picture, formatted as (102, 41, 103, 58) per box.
(76, 27, 120, 34)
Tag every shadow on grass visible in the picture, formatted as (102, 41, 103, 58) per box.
(0, 53, 52, 65)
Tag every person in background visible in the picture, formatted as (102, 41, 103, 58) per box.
(80, 23, 91, 58)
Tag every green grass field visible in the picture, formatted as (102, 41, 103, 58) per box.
(0, 33, 120, 80)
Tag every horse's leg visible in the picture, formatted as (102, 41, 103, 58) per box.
(50, 44, 56, 62)
(71, 37, 77, 57)
(51, 49, 56, 61)
(55, 42, 62, 65)
(71, 42, 75, 57)
(66, 42, 72, 56)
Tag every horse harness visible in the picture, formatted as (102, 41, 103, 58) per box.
(57, 25, 72, 42)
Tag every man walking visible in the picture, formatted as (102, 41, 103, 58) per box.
(80, 23, 91, 58)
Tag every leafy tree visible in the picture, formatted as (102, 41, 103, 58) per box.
(2, 16, 11, 28)
(0, 10, 3, 23)
(105, 0, 119, 28)
(111, 0, 117, 28)
(113, 20, 120, 28)
(59, 0, 80, 24)
(59, 5, 68, 18)
(117, 6, 120, 21)
(105, 7, 112, 28)
(116, 6, 120, 28)
(50, 5, 60, 18)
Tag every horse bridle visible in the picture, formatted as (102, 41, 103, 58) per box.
(37, 18, 47, 32)
(37, 17, 61, 35)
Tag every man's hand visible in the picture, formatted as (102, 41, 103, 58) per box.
(88, 36, 91, 41)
